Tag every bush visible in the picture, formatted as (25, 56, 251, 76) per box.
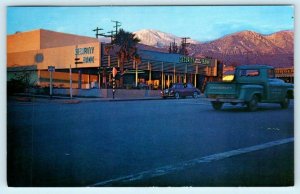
(7, 79, 27, 95)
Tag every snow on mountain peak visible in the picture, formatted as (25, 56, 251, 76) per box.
(134, 29, 200, 48)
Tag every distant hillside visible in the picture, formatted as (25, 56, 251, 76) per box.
(191, 30, 294, 67)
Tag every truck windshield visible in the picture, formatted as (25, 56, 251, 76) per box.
(222, 71, 235, 82)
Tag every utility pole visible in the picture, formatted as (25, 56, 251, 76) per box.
(69, 64, 73, 99)
(111, 20, 121, 34)
(93, 27, 104, 38)
(93, 27, 111, 39)
(180, 37, 190, 56)
(107, 30, 115, 42)
(48, 66, 55, 98)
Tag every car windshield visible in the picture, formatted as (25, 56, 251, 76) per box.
(173, 84, 183, 89)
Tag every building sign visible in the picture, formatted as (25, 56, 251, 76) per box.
(179, 56, 212, 65)
(75, 46, 95, 64)
(179, 56, 195, 63)
(48, 66, 55, 72)
(275, 67, 294, 75)
(195, 58, 211, 65)
(75, 47, 94, 55)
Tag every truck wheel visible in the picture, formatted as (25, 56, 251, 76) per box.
(193, 92, 198, 99)
(211, 102, 223, 110)
(280, 96, 290, 109)
(247, 95, 258, 111)
(175, 92, 180, 99)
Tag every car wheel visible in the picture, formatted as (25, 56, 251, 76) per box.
(211, 101, 223, 110)
(193, 92, 198, 99)
(247, 95, 258, 111)
(280, 95, 290, 109)
(175, 92, 180, 99)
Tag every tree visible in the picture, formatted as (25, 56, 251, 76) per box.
(112, 29, 140, 86)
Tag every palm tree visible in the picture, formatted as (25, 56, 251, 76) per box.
(112, 29, 140, 86)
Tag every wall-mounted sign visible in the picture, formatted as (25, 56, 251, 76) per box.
(83, 56, 94, 63)
(35, 53, 44, 63)
(75, 46, 95, 64)
(75, 47, 94, 55)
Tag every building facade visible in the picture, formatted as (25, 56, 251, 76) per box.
(7, 29, 101, 89)
(7, 29, 221, 91)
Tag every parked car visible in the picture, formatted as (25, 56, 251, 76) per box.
(161, 83, 200, 99)
(205, 65, 294, 111)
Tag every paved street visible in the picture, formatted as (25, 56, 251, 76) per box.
(7, 97, 294, 186)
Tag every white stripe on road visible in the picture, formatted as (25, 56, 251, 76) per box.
(89, 137, 294, 186)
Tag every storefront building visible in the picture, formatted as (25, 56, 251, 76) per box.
(275, 67, 294, 83)
(7, 29, 221, 91)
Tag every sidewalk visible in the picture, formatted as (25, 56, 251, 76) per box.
(9, 93, 206, 103)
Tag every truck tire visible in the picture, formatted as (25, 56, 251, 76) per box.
(247, 95, 258, 111)
(211, 102, 223, 110)
(280, 95, 290, 109)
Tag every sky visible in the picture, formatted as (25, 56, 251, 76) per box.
(7, 6, 294, 42)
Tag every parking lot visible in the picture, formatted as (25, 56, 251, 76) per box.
(7, 97, 294, 186)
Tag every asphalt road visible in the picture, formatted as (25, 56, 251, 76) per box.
(7, 97, 294, 187)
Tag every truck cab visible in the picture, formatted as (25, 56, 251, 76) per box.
(205, 65, 294, 111)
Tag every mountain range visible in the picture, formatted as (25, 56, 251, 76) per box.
(134, 29, 294, 67)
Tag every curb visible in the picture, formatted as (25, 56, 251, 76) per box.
(107, 97, 162, 102)
(60, 100, 81, 104)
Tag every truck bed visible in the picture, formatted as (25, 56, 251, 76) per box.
(205, 82, 238, 99)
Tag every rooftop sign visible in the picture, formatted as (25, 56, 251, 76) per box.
(179, 56, 212, 65)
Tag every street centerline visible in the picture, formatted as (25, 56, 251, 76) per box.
(89, 137, 294, 186)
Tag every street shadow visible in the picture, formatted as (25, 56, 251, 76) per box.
(216, 104, 291, 113)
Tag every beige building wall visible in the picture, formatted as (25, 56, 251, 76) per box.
(7, 29, 101, 70)
(7, 30, 41, 53)
(40, 29, 99, 49)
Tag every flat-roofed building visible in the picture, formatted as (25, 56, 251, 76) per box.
(7, 29, 101, 89)
(7, 29, 221, 92)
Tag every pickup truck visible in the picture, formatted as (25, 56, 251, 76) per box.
(204, 65, 294, 111)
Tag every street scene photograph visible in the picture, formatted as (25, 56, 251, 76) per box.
(6, 5, 294, 187)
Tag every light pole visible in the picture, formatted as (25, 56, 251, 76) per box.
(69, 64, 72, 99)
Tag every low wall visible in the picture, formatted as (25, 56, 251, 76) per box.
(103, 89, 161, 98)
